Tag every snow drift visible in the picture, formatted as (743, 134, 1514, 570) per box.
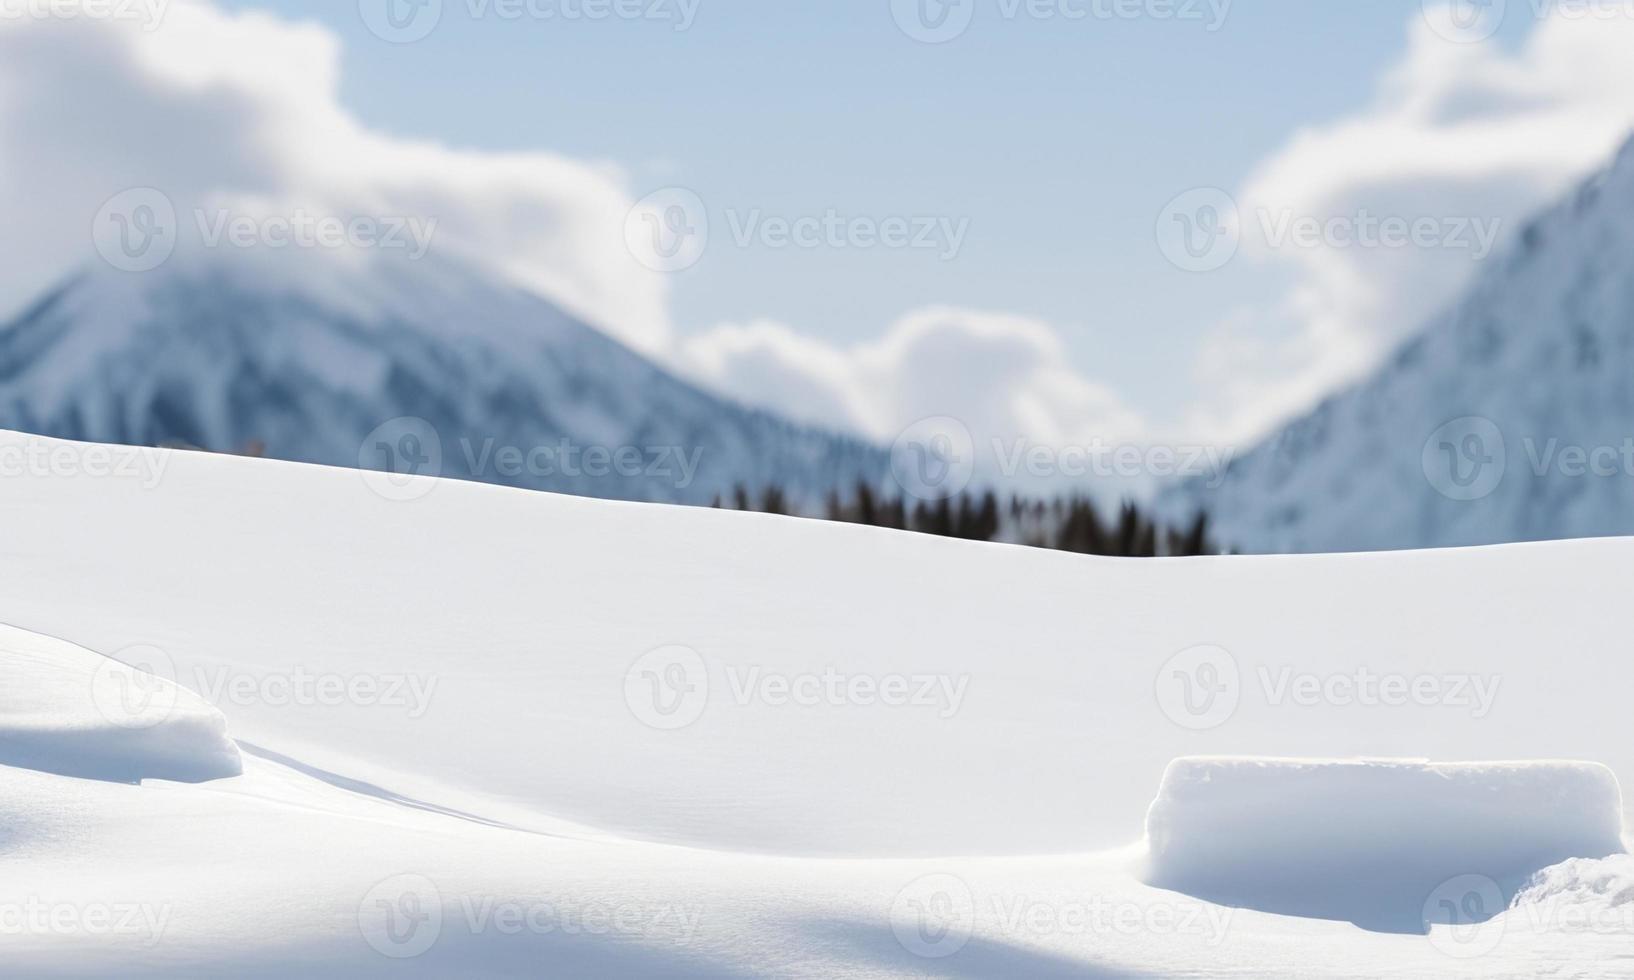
(0, 622, 242, 784)
(1144, 757, 1626, 932)
(1511, 854, 1634, 921)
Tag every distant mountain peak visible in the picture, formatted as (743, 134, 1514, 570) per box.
(0, 251, 887, 505)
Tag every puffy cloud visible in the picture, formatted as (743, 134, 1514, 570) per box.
(1193, 6, 1634, 442)
(0, 0, 672, 352)
(680, 308, 1152, 492)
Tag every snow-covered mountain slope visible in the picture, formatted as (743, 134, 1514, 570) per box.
(2, 430, 1631, 976)
(1162, 136, 1634, 553)
(0, 252, 885, 505)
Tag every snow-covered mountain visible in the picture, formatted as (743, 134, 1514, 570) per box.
(0, 252, 887, 505)
(1163, 136, 1634, 554)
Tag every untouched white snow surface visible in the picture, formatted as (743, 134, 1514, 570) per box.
(1, 429, 1631, 976)
(0, 622, 241, 784)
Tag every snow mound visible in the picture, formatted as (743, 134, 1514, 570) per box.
(0, 623, 242, 784)
(1511, 854, 1634, 918)
(1143, 757, 1626, 933)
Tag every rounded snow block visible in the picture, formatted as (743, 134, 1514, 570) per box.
(0, 623, 242, 785)
(1143, 756, 1625, 933)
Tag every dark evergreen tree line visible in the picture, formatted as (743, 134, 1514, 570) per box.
(712, 482, 1216, 557)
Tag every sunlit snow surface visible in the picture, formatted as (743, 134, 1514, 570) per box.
(1, 430, 1630, 976)
(0, 623, 241, 784)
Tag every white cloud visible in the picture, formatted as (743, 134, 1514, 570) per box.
(679, 309, 1150, 487)
(1190, 6, 1634, 442)
(0, 0, 673, 353)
